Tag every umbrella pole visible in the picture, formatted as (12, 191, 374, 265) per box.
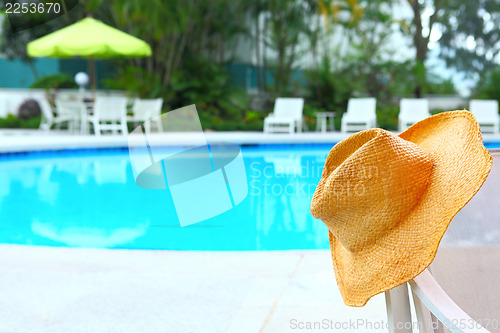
(89, 56, 96, 100)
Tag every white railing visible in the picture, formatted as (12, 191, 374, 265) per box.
(0, 88, 127, 118)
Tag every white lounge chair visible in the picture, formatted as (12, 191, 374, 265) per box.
(88, 96, 128, 136)
(263, 97, 304, 134)
(398, 98, 431, 132)
(386, 269, 493, 333)
(127, 98, 163, 133)
(469, 99, 500, 134)
(341, 98, 377, 133)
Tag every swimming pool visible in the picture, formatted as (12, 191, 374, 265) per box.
(0, 144, 332, 250)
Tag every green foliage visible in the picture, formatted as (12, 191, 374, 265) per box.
(423, 76, 456, 95)
(102, 66, 163, 98)
(304, 56, 352, 113)
(88, 0, 251, 90)
(475, 67, 500, 102)
(21, 115, 42, 128)
(169, 56, 233, 106)
(302, 104, 329, 131)
(161, 54, 249, 130)
(438, 0, 500, 76)
(305, 52, 456, 128)
(388, 61, 457, 96)
(87, 0, 253, 128)
(0, 114, 40, 129)
(304, 0, 423, 116)
(305, 57, 412, 115)
(29, 73, 77, 90)
(199, 108, 264, 131)
(402, 0, 500, 94)
(376, 104, 399, 131)
(245, 111, 262, 122)
(263, 0, 317, 95)
(0, 114, 20, 128)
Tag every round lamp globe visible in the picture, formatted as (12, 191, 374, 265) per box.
(75, 72, 89, 87)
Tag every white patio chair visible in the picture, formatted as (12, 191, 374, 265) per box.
(88, 96, 128, 136)
(38, 98, 54, 131)
(341, 97, 377, 133)
(469, 100, 500, 134)
(38, 98, 79, 132)
(398, 98, 431, 132)
(127, 98, 163, 133)
(263, 97, 304, 134)
(55, 99, 86, 134)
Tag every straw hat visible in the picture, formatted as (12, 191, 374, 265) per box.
(310, 111, 492, 307)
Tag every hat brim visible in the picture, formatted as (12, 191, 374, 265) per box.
(328, 111, 493, 306)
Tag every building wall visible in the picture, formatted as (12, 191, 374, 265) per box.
(227, 63, 307, 93)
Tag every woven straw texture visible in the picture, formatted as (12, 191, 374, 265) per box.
(310, 111, 492, 307)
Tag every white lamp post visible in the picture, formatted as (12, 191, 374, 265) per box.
(75, 72, 89, 99)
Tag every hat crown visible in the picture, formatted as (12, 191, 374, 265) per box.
(311, 129, 434, 252)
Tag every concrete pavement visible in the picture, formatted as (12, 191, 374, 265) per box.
(0, 245, 387, 333)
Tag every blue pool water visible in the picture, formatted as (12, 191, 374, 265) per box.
(0, 144, 333, 250)
(483, 142, 500, 149)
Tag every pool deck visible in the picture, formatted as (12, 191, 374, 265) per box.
(0, 130, 349, 153)
(0, 245, 387, 333)
(2, 129, 500, 153)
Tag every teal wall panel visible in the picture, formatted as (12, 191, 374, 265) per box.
(0, 59, 304, 92)
(227, 63, 306, 91)
(0, 58, 59, 88)
(0, 57, 117, 89)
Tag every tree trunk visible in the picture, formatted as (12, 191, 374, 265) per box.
(276, 41, 285, 93)
(411, 0, 427, 98)
(255, 12, 262, 91)
(28, 59, 39, 80)
(410, 0, 443, 98)
(262, 14, 269, 92)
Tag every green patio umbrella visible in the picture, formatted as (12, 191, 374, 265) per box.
(27, 16, 152, 95)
